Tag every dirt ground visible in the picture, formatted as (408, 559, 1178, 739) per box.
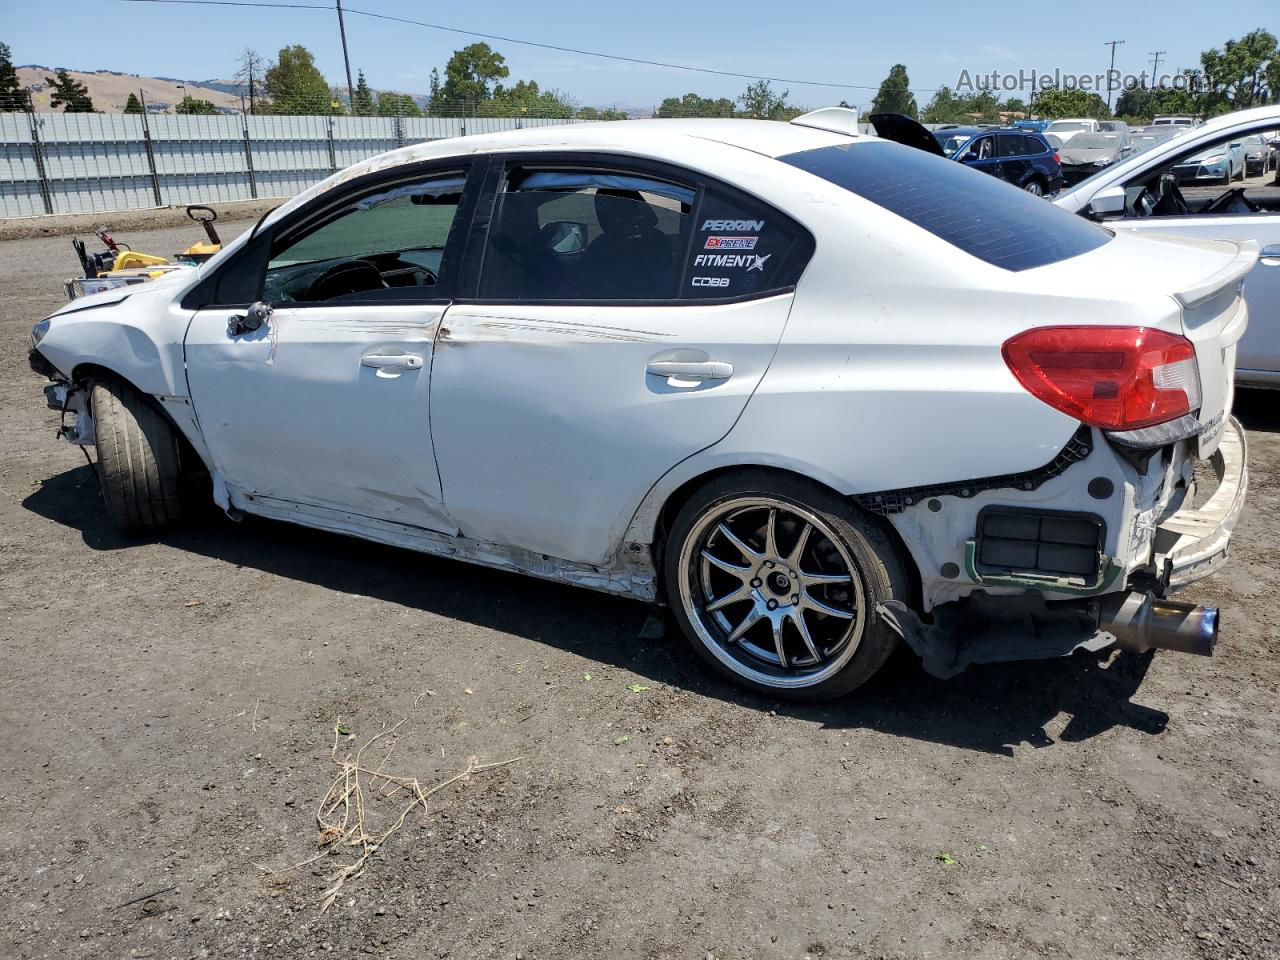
(1, 220, 1278, 960)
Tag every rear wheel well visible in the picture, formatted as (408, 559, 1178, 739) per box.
(651, 464, 921, 608)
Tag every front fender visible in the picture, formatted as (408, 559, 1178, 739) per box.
(37, 287, 195, 398)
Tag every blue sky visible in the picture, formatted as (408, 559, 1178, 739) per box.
(2, 0, 1270, 109)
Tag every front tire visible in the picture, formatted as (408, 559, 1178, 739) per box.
(90, 378, 184, 533)
(1023, 179, 1045, 197)
(664, 472, 908, 701)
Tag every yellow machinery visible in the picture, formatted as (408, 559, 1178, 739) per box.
(67, 205, 223, 300)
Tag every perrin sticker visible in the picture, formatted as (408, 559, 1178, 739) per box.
(700, 219, 765, 231)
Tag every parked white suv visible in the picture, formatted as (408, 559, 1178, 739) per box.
(1045, 118, 1100, 143)
(29, 109, 1250, 699)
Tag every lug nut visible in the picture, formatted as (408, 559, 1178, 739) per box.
(790, 595, 799, 604)
(766, 599, 778, 610)
(750, 578, 762, 588)
(763, 560, 774, 569)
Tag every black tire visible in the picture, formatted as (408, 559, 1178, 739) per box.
(1023, 178, 1045, 197)
(664, 471, 909, 702)
(90, 378, 184, 533)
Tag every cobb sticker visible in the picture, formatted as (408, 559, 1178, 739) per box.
(691, 276, 730, 288)
(704, 235, 758, 250)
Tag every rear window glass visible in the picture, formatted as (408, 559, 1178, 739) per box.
(780, 141, 1111, 271)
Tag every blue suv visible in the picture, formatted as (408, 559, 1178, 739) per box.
(869, 114, 1064, 197)
(934, 127, 1064, 196)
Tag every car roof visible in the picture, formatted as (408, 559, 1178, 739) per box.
(426, 118, 859, 161)
(260, 117, 865, 230)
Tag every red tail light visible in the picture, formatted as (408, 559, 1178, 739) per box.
(1002, 326, 1201, 430)
(1052, 152, 1060, 164)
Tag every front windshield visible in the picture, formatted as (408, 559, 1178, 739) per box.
(1184, 145, 1228, 163)
(1048, 121, 1090, 133)
(1066, 134, 1121, 150)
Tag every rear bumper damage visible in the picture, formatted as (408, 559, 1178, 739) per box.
(875, 418, 1248, 679)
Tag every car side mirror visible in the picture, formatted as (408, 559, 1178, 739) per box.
(544, 220, 586, 255)
(228, 300, 273, 337)
(1086, 184, 1127, 219)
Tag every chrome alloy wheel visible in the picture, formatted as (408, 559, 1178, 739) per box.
(677, 497, 866, 689)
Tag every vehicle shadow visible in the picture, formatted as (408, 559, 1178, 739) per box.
(24, 464, 1168, 758)
(1234, 387, 1280, 434)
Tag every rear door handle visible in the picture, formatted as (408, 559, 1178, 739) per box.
(361, 353, 423, 370)
(645, 360, 733, 382)
(1261, 244, 1280, 260)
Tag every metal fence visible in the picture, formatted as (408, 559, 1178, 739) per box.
(0, 113, 581, 219)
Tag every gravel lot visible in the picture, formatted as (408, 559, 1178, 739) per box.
(1, 220, 1278, 960)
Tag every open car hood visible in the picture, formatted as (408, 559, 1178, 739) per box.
(868, 113, 947, 158)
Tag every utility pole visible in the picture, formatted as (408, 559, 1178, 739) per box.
(1148, 50, 1166, 86)
(1103, 39, 1125, 112)
(335, 0, 355, 111)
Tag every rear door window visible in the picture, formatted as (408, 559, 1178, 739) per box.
(780, 141, 1111, 271)
(478, 168, 692, 301)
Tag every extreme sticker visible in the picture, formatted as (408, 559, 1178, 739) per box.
(704, 236, 758, 250)
(700, 219, 764, 231)
(691, 276, 731, 288)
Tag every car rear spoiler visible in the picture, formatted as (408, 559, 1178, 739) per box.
(789, 109, 948, 158)
(1174, 240, 1259, 309)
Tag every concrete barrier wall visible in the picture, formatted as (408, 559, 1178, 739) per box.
(0, 113, 581, 218)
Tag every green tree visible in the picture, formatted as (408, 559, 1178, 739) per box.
(1003, 97, 1027, 116)
(45, 68, 94, 112)
(350, 69, 374, 116)
(123, 92, 144, 114)
(0, 42, 23, 112)
(654, 92, 735, 118)
(481, 79, 576, 118)
(578, 105, 627, 121)
(1200, 28, 1278, 114)
(1032, 87, 1110, 119)
(436, 42, 509, 114)
(426, 67, 441, 113)
(175, 94, 216, 115)
(376, 91, 422, 117)
(870, 64, 917, 117)
(264, 45, 334, 114)
(738, 79, 792, 119)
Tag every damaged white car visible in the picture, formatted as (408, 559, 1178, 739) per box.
(29, 108, 1251, 700)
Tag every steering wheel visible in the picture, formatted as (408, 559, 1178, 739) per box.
(1203, 187, 1261, 215)
(304, 259, 387, 301)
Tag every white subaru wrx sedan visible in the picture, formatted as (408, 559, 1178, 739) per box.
(29, 108, 1251, 700)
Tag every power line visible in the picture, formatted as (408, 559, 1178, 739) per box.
(109, 0, 943, 93)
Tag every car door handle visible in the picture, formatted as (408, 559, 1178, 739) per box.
(645, 360, 733, 381)
(1261, 244, 1280, 261)
(361, 353, 423, 370)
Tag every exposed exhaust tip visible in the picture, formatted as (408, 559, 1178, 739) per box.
(1100, 592, 1218, 657)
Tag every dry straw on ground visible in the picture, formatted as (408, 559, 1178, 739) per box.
(262, 717, 521, 912)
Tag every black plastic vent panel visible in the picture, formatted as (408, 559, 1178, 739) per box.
(976, 508, 1103, 579)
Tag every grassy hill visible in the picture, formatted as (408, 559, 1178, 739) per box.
(16, 66, 243, 112)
